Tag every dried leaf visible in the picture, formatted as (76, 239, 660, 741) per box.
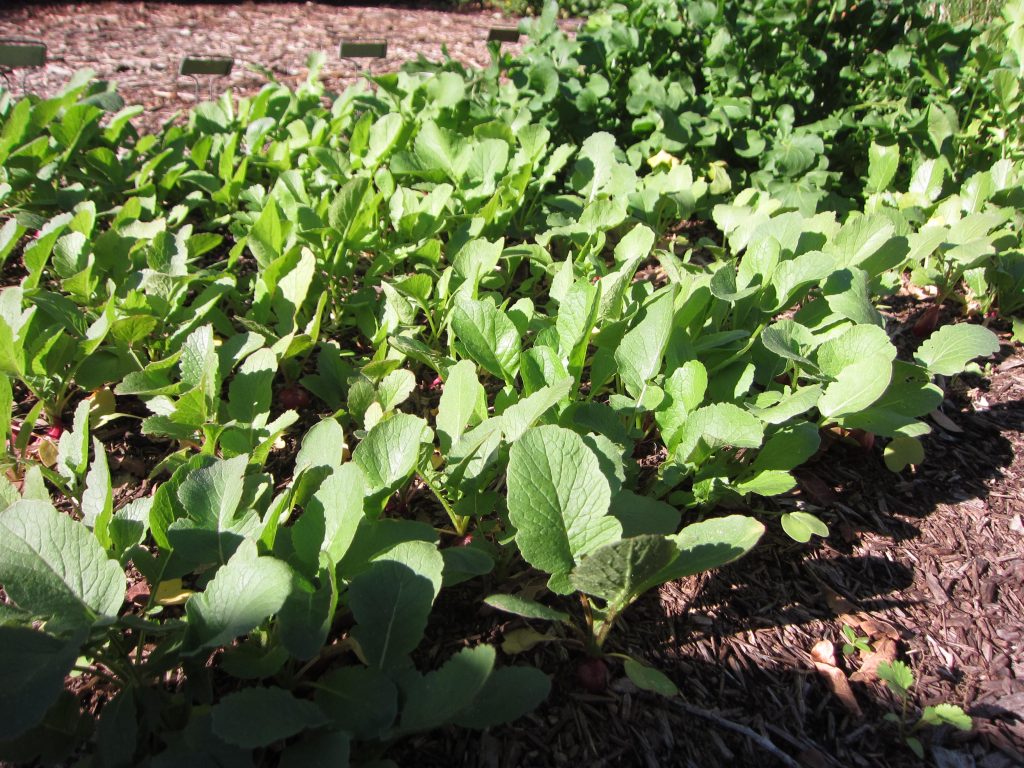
(929, 409, 964, 433)
(155, 578, 194, 606)
(850, 637, 898, 683)
(501, 627, 556, 655)
(810, 640, 863, 717)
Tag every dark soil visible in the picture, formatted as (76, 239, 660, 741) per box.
(1, 4, 1022, 768)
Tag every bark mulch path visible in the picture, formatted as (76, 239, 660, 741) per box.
(2, 4, 1023, 768)
(0, 1, 533, 132)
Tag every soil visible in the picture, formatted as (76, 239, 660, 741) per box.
(2, 4, 1022, 768)
(0, 1, 541, 133)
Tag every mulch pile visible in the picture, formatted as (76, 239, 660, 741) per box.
(1, 4, 1022, 767)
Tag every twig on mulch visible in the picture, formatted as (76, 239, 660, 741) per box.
(674, 700, 800, 768)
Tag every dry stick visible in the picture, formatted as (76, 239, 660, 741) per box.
(673, 701, 800, 768)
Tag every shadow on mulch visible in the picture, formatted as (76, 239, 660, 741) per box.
(394, 345, 1024, 768)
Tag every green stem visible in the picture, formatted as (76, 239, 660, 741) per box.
(417, 469, 467, 535)
(708, 321, 766, 375)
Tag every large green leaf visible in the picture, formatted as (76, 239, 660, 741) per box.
(818, 355, 893, 418)
(349, 540, 443, 670)
(452, 666, 552, 729)
(172, 455, 257, 565)
(184, 540, 293, 653)
(314, 666, 397, 739)
(672, 403, 764, 463)
(0, 500, 124, 627)
(211, 687, 327, 749)
(506, 425, 621, 587)
(292, 463, 367, 568)
(0, 627, 82, 740)
(399, 644, 495, 733)
(451, 297, 521, 384)
(649, 515, 765, 586)
(352, 414, 431, 507)
(570, 535, 678, 608)
(915, 323, 1000, 376)
(436, 359, 485, 453)
(615, 287, 675, 398)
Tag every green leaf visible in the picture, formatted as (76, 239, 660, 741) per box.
(174, 455, 252, 565)
(673, 403, 764, 463)
(451, 297, 520, 384)
(818, 355, 893, 419)
(483, 594, 571, 624)
(278, 564, 338, 661)
(95, 688, 137, 768)
(571, 132, 636, 201)
(437, 359, 485, 453)
(751, 422, 820, 473)
(570, 535, 678, 608)
(352, 414, 431, 505)
(656, 515, 765, 583)
(608, 490, 681, 537)
(919, 703, 971, 731)
(735, 469, 797, 496)
(376, 369, 415, 412)
(278, 730, 351, 768)
(294, 419, 346, 475)
(877, 659, 914, 698)
(81, 437, 113, 549)
(926, 102, 958, 155)
(184, 540, 293, 653)
(914, 324, 1000, 376)
(866, 142, 899, 194)
(55, 400, 90, 483)
(227, 348, 276, 424)
(315, 666, 397, 740)
(623, 659, 679, 698)
(0, 500, 125, 627)
(780, 512, 829, 542)
(349, 540, 443, 670)
(452, 666, 552, 729)
(883, 435, 925, 472)
(0, 627, 82, 740)
(211, 687, 327, 749)
(615, 287, 675, 398)
(292, 463, 367, 568)
(399, 644, 495, 733)
(248, 197, 284, 269)
(506, 425, 621, 586)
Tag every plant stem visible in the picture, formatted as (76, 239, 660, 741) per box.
(417, 468, 467, 535)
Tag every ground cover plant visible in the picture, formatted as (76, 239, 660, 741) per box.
(0, 0, 1021, 765)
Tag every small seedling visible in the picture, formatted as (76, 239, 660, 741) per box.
(877, 660, 972, 758)
(841, 625, 872, 657)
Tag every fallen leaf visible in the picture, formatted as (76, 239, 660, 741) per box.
(929, 409, 964, 433)
(811, 640, 863, 717)
(797, 472, 837, 505)
(850, 637, 898, 683)
(856, 616, 900, 641)
(501, 627, 556, 655)
(155, 578, 194, 606)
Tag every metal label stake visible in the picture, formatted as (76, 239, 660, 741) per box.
(178, 55, 234, 101)
(487, 28, 521, 44)
(0, 38, 47, 94)
(339, 39, 388, 78)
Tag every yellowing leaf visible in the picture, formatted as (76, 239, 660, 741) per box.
(501, 627, 556, 655)
(155, 579, 194, 606)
